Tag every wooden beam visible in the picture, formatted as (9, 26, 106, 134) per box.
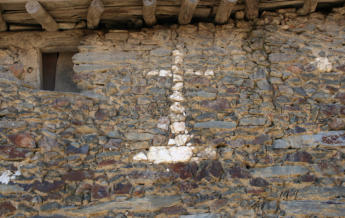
(178, 0, 199, 25)
(25, 0, 59, 31)
(215, 0, 237, 24)
(0, 8, 7, 31)
(244, 0, 259, 20)
(297, 0, 318, 15)
(87, 0, 104, 29)
(143, 0, 157, 26)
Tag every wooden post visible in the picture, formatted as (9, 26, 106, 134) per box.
(215, 0, 237, 24)
(87, 0, 104, 29)
(245, 0, 259, 20)
(297, 0, 318, 15)
(178, 0, 199, 25)
(143, 0, 157, 26)
(25, 0, 59, 31)
(0, 9, 7, 31)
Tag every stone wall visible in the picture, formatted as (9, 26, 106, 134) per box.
(0, 6, 345, 217)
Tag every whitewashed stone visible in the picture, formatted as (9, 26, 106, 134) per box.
(315, 57, 332, 72)
(159, 69, 172, 77)
(169, 146, 193, 162)
(0, 171, 11, 184)
(172, 82, 183, 91)
(169, 91, 185, 102)
(133, 152, 148, 161)
(170, 102, 185, 114)
(171, 122, 186, 134)
(172, 65, 182, 74)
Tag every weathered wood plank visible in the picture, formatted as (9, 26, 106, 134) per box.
(178, 0, 199, 25)
(0, 8, 7, 31)
(245, 0, 259, 20)
(297, 0, 318, 15)
(143, 0, 156, 26)
(25, 0, 59, 31)
(87, 0, 104, 29)
(215, 0, 237, 24)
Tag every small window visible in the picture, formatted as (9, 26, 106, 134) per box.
(42, 52, 80, 92)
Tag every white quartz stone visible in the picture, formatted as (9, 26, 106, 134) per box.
(315, 57, 332, 72)
(172, 82, 183, 91)
(146, 70, 159, 76)
(174, 56, 183, 64)
(171, 122, 186, 134)
(0, 171, 11, 184)
(170, 102, 185, 114)
(205, 69, 214, 76)
(133, 152, 148, 161)
(169, 113, 186, 122)
(168, 138, 176, 145)
(175, 134, 190, 146)
(147, 146, 193, 164)
(172, 50, 183, 56)
(194, 70, 203, 75)
(185, 69, 194, 75)
(157, 117, 170, 130)
(169, 91, 185, 102)
(173, 74, 183, 82)
(172, 65, 182, 74)
(159, 69, 172, 77)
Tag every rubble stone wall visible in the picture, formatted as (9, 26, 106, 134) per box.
(0, 6, 345, 218)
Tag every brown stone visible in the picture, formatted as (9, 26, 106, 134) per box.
(62, 170, 94, 181)
(228, 167, 251, 178)
(250, 177, 269, 187)
(95, 109, 107, 120)
(92, 185, 109, 199)
(32, 180, 65, 193)
(9, 63, 25, 79)
(286, 151, 313, 163)
(0, 201, 16, 216)
(328, 118, 345, 130)
(209, 160, 224, 178)
(8, 132, 35, 148)
(200, 99, 230, 111)
(160, 205, 187, 215)
(114, 182, 132, 194)
(170, 162, 198, 180)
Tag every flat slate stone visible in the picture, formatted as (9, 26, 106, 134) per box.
(194, 121, 236, 129)
(64, 195, 180, 215)
(280, 200, 345, 216)
(251, 165, 309, 178)
(180, 214, 221, 218)
(0, 184, 24, 194)
(273, 131, 345, 148)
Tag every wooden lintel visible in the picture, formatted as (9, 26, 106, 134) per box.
(297, 0, 318, 15)
(87, 0, 104, 29)
(245, 0, 259, 20)
(25, 0, 59, 31)
(215, 0, 237, 24)
(178, 0, 199, 25)
(0, 9, 7, 31)
(143, 0, 157, 26)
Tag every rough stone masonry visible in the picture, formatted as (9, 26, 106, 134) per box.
(0, 5, 345, 218)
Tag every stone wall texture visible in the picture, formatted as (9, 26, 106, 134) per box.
(0, 6, 345, 218)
